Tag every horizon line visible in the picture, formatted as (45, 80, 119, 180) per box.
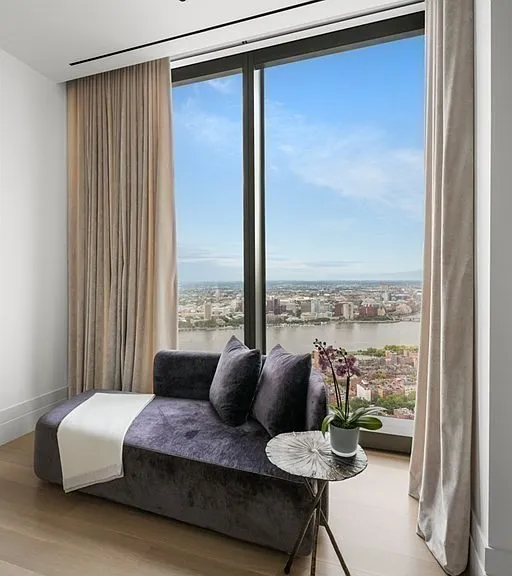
(178, 278, 423, 284)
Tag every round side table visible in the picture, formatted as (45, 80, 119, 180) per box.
(266, 431, 368, 576)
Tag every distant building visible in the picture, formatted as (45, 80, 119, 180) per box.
(378, 384, 397, 398)
(284, 300, 298, 314)
(273, 298, 281, 315)
(301, 299, 312, 313)
(404, 348, 419, 368)
(334, 301, 354, 319)
(359, 304, 378, 318)
(395, 303, 413, 315)
(392, 377, 406, 394)
(311, 298, 322, 315)
(203, 301, 212, 321)
(386, 351, 399, 364)
(356, 383, 372, 402)
(342, 302, 354, 320)
(267, 297, 281, 315)
(377, 306, 387, 317)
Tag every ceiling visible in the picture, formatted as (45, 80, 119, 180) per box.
(0, 0, 400, 83)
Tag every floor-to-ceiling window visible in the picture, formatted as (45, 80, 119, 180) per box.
(264, 36, 424, 429)
(173, 74, 244, 351)
(172, 12, 425, 443)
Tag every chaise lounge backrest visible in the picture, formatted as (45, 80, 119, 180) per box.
(153, 350, 328, 431)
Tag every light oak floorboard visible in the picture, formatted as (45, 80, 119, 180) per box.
(0, 434, 444, 576)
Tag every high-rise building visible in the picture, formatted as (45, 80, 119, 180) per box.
(284, 300, 298, 315)
(342, 302, 354, 320)
(301, 299, 312, 313)
(203, 301, 212, 321)
(359, 304, 378, 318)
(272, 297, 281, 315)
(311, 298, 322, 315)
(334, 302, 343, 317)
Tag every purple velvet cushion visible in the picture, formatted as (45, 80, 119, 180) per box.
(252, 344, 311, 437)
(209, 335, 262, 426)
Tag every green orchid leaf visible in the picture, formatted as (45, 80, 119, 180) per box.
(321, 414, 335, 436)
(357, 416, 384, 430)
(346, 406, 385, 427)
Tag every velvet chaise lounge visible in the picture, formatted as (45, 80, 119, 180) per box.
(34, 350, 328, 555)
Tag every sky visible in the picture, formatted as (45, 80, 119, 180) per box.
(173, 35, 425, 284)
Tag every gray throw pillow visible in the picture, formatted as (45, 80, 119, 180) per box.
(252, 344, 311, 437)
(209, 336, 262, 426)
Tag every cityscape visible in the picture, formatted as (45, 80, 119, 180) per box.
(178, 280, 422, 420)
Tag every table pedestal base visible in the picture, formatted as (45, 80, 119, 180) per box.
(284, 480, 351, 576)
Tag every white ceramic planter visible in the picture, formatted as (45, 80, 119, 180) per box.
(329, 424, 359, 457)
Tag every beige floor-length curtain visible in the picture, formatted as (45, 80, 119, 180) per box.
(68, 58, 177, 395)
(409, 2, 474, 575)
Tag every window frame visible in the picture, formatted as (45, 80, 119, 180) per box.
(172, 12, 425, 452)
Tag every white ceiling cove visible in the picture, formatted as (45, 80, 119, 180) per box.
(0, 0, 408, 82)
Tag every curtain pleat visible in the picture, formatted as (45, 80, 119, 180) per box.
(68, 58, 177, 394)
(409, 2, 474, 575)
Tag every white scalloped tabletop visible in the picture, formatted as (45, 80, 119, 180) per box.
(266, 431, 368, 481)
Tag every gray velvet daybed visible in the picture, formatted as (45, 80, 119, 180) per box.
(34, 350, 328, 555)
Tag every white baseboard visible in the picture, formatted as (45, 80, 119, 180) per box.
(470, 511, 512, 576)
(0, 387, 68, 446)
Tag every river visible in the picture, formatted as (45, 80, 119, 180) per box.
(178, 321, 420, 354)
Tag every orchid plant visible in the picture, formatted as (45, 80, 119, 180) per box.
(313, 338, 384, 432)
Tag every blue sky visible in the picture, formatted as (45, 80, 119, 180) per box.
(173, 35, 425, 283)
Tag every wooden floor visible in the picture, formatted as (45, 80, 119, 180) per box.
(0, 434, 444, 576)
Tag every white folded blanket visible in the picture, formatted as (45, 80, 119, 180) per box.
(57, 392, 154, 493)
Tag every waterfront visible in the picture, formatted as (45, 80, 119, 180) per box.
(178, 320, 420, 353)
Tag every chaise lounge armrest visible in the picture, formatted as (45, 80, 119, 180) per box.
(153, 350, 220, 400)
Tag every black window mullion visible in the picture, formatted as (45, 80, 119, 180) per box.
(242, 54, 257, 349)
(254, 67, 266, 353)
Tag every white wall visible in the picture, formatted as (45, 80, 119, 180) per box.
(0, 48, 67, 445)
(473, 1, 512, 575)
(487, 0, 512, 570)
(473, 0, 491, 571)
